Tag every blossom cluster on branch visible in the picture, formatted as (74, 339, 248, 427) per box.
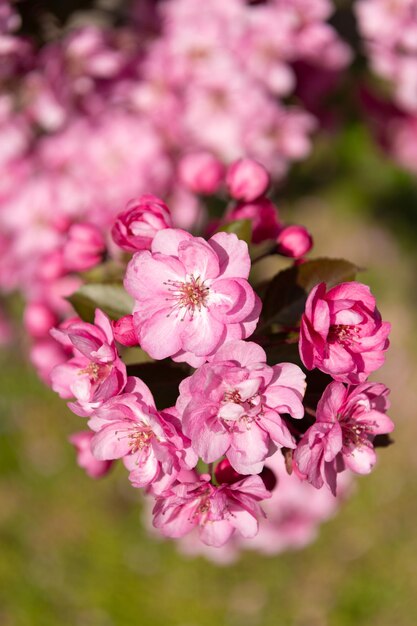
(356, 0, 417, 174)
(43, 158, 394, 556)
(0, 0, 401, 561)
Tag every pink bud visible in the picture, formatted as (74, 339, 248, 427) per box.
(63, 223, 105, 272)
(111, 194, 172, 252)
(276, 225, 313, 258)
(215, 459, 244, 485)
(226, 158, 270, 202)
(178, 152, 225, 195)
(38, 249, 65, 281)
(228, 197, 281, 244)
(24, 302, 58, 338)
(112, 314, 137, 347)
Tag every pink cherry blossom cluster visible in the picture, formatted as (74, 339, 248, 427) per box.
(41, 159, 393, 556)
(355, 1, 417, 175)
(356, 0, 417, 114)
(0, 0, 350, 379)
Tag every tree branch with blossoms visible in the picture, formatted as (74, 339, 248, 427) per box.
(45, 158, 394, 552)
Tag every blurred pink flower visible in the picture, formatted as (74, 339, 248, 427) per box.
(178, 152, 225, 195)
(226, 158, 270, 203)
(226, 197, 281, 244)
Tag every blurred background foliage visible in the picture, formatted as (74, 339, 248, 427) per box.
(1, 1, 417, 625)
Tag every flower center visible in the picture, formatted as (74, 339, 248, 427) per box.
(340, 418, 368, 448)
(223, 389, 242, 404)
(221, 388, 262, 431)
(328, 324, 360, 345)
(164, 275, 210, 320)
(78, 362, 109, 382)
(128, 428, 154, 454)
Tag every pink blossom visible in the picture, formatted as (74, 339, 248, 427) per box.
(24, 301, 58, 339)
(243, 450, 352, 556)
(276, 224, 313, 259)
(112, 314, 137, 347)
(178, 152, 225, 195)
(175, 451, 352, 562)
(299, 282, 391, 383)
(226, 197, 282, 244)
(69, 430, 113, 479)
(176, 340, 306, 473)
(50, 309, 127, 415)
(226, 158, 270, 203)
(294, 381, 394, 493)
(124, 229, 261, 366)
(356, 0, 417, 113)
(88, 377, 197, 493)
(111, 195, 172, 253)
(152, 473, 271, 547)
(63, 223, 105, 272)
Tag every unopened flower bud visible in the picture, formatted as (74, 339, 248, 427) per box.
(112, 314, 137, 347)
(228, 197, 281, 243)
(178, 151, 224, 195)
(111, 194, 172, 252)
(276, 224, 313, 258)
(63, 223, 105, 272)
(226, 158, 270, 202)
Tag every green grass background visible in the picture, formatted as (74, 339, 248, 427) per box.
(0, 127, 417, 626)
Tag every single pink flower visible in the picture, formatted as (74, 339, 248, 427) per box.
(299, 282, 391, 383)
(152, 473, 271, 547)
(24, 301, 58, 339)
(176, 340, 306, 474)
(294, 381, 394, 494)
(88, 377, 197, 494)
(178, 151, 225, 195)
(63, 223, 106, 272)
(112, 314, 137, 347)
(69, 430, 113, 479)
(226, 158, 270, 203)
(50, 309, 127, 415)
(124, 229, 261, 366)
(111, 194, 172, 253)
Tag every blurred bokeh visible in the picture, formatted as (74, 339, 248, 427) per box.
(1, 1, 417, 625)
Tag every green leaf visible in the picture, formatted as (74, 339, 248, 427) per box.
(260, 257, 359, 329)
(126, 362, 190, 409)
(217, 219, 252, 244)
(67, 283, 133, 323)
